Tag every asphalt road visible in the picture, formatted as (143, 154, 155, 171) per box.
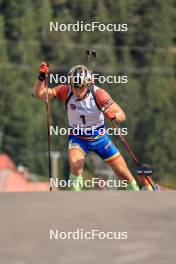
(0, 191, 175, 264)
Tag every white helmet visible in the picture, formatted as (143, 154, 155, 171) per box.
(68, 65, 92, 88)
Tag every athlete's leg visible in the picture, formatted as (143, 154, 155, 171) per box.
(68, 135, 88, 191)
(93, 133, 139, 191)
(107, 155, 139, 190)
(68, 148, 85, 176)
(68, 148, 85, 191)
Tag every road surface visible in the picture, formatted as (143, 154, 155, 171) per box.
(0, 191, 175, 264)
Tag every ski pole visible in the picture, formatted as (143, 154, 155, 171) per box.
(111, 119, 156, 190)
(44, 75, 52, 191)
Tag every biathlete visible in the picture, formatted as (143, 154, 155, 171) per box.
(33, 62, 140, 191)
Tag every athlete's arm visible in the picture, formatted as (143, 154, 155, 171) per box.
(95, 88, 126, 123)
(33, 62, 55, 99)
(33, 62, 69, 101)
(33, 79, 56, 99)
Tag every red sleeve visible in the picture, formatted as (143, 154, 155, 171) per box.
(52, 85, 70, 102)
(94, 88, 113, 108)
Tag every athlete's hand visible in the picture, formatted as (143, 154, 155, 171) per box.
(104, 108, 116, 120)
(38, 62, 49, 81)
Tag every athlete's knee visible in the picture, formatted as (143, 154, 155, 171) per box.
(70, 158, 84, 173)
(69, 150, 85, 174)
